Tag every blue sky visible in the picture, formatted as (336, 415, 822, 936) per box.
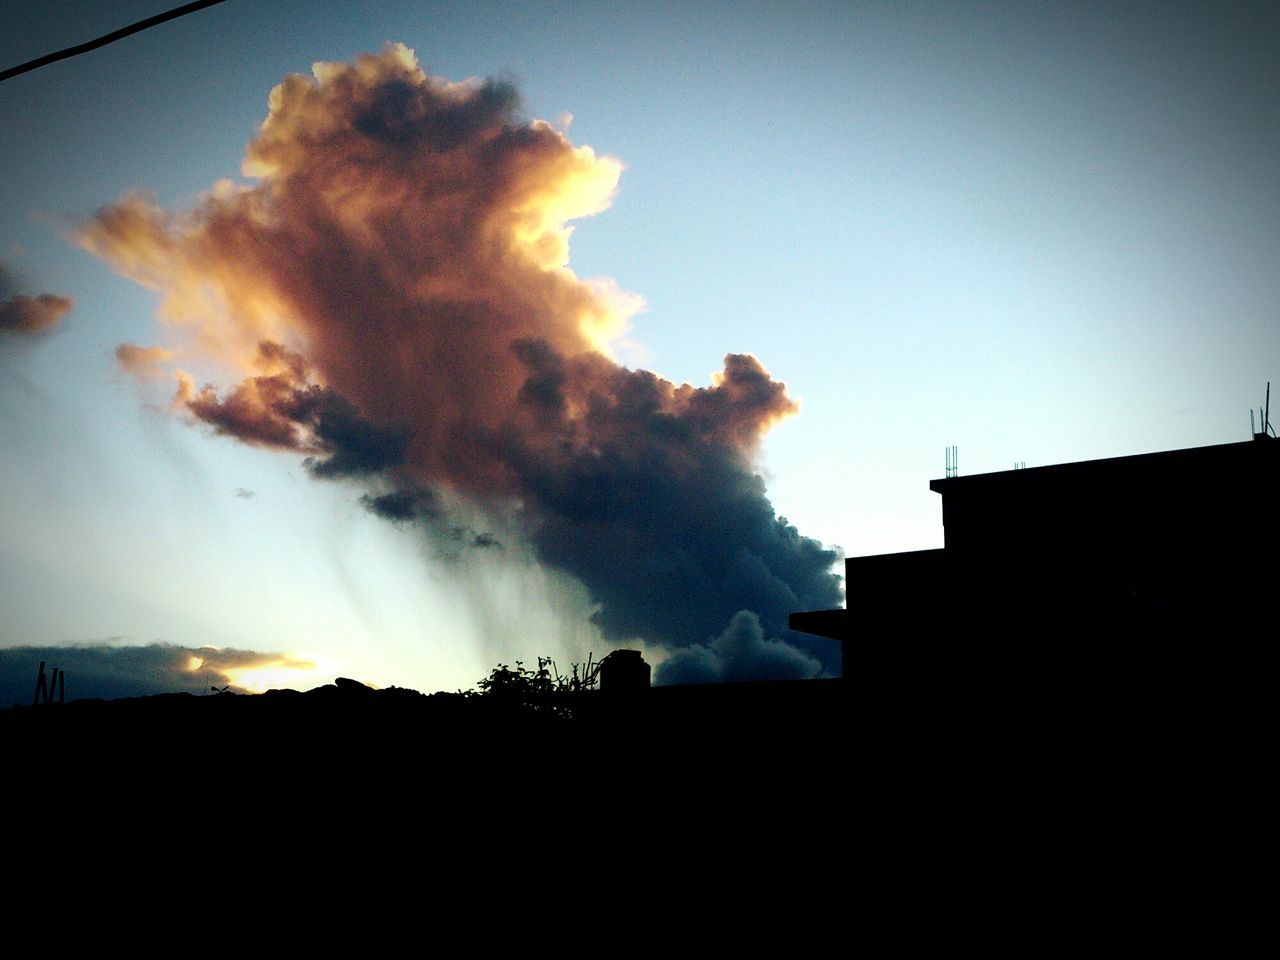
(2, 1, 1277, 696)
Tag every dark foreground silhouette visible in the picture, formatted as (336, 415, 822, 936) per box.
(5, 636, 1264, 923)
(5, 655, 1261, 796)
(11, 441, 1272, 809)
(5, 437, 1269, 911)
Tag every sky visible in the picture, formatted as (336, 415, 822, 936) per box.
(2, 1, 1277, 700)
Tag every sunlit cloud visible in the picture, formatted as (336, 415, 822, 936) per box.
(78, 44, 842, 677)
(116, 342, 174, 377)
(218, 651, 335, 694)
(0, 643, 333, 704)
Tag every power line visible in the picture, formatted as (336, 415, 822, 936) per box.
(0, 0, 229, 83)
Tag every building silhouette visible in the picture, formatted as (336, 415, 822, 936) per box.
(790, 434, 1278, 687)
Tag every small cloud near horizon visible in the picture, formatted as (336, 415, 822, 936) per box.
(0, 643, 320, 705)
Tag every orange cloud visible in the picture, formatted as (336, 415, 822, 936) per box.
(115, 342, 174, 377)
(78, 45, 841, 671)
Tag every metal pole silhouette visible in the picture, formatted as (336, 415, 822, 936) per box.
(31, 661, 64, 705)
(34, 660, 47, 705)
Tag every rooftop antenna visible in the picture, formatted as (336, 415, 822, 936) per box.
(1254, 382, 1275, 439)
(945, 445, 958, 478)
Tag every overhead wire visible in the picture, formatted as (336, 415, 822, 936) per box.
(0, 0, 229, 83)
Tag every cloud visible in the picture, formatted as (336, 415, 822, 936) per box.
(359, 485, 502, 553)
(360, 487, 438, 523)
(0, 643, 316, 705)
(175, 341, 410, 476)
(654, 610, 824, 685)
(115, 342, 174, 377)
(0, 263, 73, 336)
(78, 44, 843, 678)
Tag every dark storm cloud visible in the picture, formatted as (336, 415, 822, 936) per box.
(500, 341, 840, 667)
(360, 485, 503, 555)
(80, 45, 843, 678)
(0, 263, 73, 335)
(353, 74, 520, 150)
(359, 487, 438, 523)
(178, 341, 409, 477)
(655, 610, 823, 685)
(0, 643, 313, 705)
(301, 390, 410, 478)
